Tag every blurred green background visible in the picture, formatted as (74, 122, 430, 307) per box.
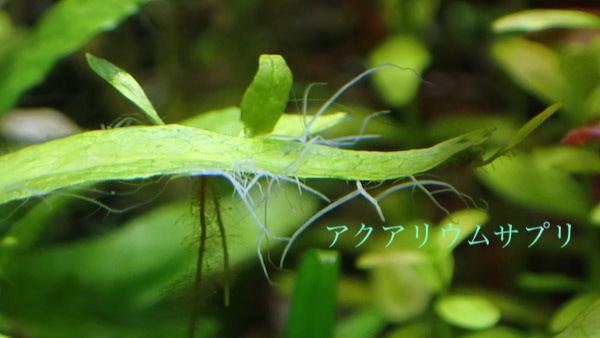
(1, 0, 600, 337)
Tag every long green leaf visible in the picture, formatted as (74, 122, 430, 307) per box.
(483, 103, 560, 164)
(0, 0, 151, 116)
(285, 250, 340, 338)
(493, 9, 600, 33)
(0, 125, 492, 205)
(86, 54, 164, 125)
(240, 54, 293, 137)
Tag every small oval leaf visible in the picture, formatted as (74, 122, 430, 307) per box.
(435, 294, 501, 330)
(240, 54, 293, 137)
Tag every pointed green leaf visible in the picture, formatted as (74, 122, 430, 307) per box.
(240, 54, 293, 137)
(484, 103, 560, 164)
(493, 9, 600, 33)
(285, 250, 340, 338)
(86, 54, 164, 125)
(0, 0, 152, 116)
(435, 294, 501, 330)
(0, 125, 492, 205)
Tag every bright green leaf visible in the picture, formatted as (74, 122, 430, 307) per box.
(86, 54, 164, 125)
(493, 9, 600, 33)
(0, 0, 151, 116)
(240, 54, 293, 137)
(435, 294, 501, 330)
(0, 125, 492, 205)
(368, 35, 431, 107)
(484, 103, 560, 164)
(285, 250, 340, 338)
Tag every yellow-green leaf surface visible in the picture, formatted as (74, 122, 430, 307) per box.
(435, 294, 501, 330)
(240, 54, 293, 137)
(493, 9, 600, 33)
(181, 106, 348, 137)
(0, 0, 151, 116)
(86, 54, 164, 125)
(0, 125, 492, 205)
(368, 34, 431, 107)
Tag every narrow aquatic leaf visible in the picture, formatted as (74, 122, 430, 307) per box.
(484, 103, 560, 164)
(493, 9, 600, 33)
(0, 0, 151, 116)
(435, 294, 501, 330)
(86, 54, 164, 125)
(240, 54, 293, 137)
(285, 250, 340, 338)
(0, 125, 492, 205)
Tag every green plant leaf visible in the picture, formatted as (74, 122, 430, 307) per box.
(181, 106, 348, 137)
(493, 9, 600, 33)
(435, 294, 501, 330)
(0, 0, 151, 116)
(492, 37, 566, 104)
(550, 294, 600, 334)
(285, 250, 340, 338)
(240, 54, 293, 137)
(0, 125, 492, 205)
(554, 299, 600, 338)
(0, 183, 316, 336)
(484, 103, 560, 164)
(367, 34, 431, 107)
(86, 54, 164, 125)
(477, 150, 590, 219)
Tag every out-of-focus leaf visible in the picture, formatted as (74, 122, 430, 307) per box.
(365, 260, 433, 322)
(0, 125, 493, 205)
(518, 273, 586, 293)
(285, 250, 340, 338)
(385, 320, 432, 338)
(435, 294, 501, 330)
(461, 326, 525, 338)
(0, 0, 152, 116)
(368, 34, 431, 107)
(550, 294, 600, 334)
(492, 37, 565, 104)
(240, 54, 293, 137)
(86, 54, 164, 125)
(493, 9, 600, 33)
(484, 103, 560, 164)
(0, 182, 317, 336)
(335, 307, 386, 338)
(476, 151, 590, 219)
(537, 146, 600, 174)
(589, 204, 600, 226)
(180, 106, 348, 138)
(554, 299, 600, 338)
(429, 209, 489, 255)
